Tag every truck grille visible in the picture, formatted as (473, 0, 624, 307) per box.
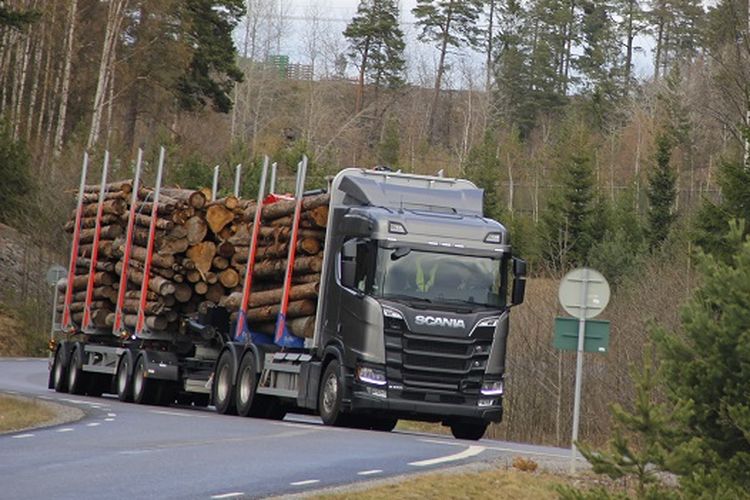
(384, 319, 494, 402)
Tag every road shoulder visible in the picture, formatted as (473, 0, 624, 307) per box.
(0, 392, 85, 435)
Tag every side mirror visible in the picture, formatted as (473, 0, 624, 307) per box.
(511, 257, 527, 306)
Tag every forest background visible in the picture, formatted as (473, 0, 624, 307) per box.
(1, 0, 749, 476)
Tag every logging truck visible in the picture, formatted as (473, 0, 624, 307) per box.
(49, 151, 526, 441)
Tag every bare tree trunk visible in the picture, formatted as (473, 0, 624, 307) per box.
(25, 20, 44, 143)
(654, 17, 664, 81)
(12, 29, 34, 140)
(0, 30, 18, 115)
(35, 3, 56, 149)
(428, 9, 453, 143)
(87, 0, 128, 151)
(355, 38, 370, 114)
(624, 0, 635, 90)
(53, 0, 78, 157)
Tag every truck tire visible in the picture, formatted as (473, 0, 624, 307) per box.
(235, 354, 258, 417)
(52, 346, 69, 393)
(318, 360, 348, 426)
(67, 345, 86, 395)
(213, 351, 237, 415)
(370, 417, 398, 432)
(132, 354, 157, 405)
(116, 354, 133, 402)
(450, 421, 488, 441)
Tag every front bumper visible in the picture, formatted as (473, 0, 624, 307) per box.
(349, 389, 503, 423)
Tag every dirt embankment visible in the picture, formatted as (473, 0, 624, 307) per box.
(0, 222, 59, 356)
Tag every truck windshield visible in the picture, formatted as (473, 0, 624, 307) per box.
(372, 248, 506, 309)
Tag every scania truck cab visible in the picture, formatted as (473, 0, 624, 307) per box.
(228, 168, 527, 440)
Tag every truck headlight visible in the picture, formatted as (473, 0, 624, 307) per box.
(356, 366, 387, 386)
(481, 380, 504, 396)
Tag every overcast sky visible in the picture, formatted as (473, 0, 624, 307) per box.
(237, 0, 718, 87)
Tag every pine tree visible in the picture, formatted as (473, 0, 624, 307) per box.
(377, 115, 401, 167)
(654, 230, 750, 496)
(412, 0, 484, 141)
(344, 0, 405, 113)
(541, 123, 597, 270)
(464, 132, 503, 220)
(646, 134, 676, 249)
(175, 0, 245, 113)
(0, 4, 39, 31)
(566, 350, 692, 499)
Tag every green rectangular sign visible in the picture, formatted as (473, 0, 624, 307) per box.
(554, 317, 610, 353)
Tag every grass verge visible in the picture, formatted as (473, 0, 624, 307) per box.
(0, 394, 57, 433)
(314, 467, 569, 499)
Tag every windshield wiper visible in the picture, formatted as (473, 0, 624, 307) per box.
(381, 293, 433, 307)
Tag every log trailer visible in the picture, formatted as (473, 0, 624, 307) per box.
(49, 151, 526, 440)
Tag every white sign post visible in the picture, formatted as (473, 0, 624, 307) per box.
(558, 268, 610, 473)
(46, 265, 67, 356)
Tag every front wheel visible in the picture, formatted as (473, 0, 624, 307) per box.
(213, 351, 237, 415)
(318, 360, 347, 426)
(450, 421, 488, 441)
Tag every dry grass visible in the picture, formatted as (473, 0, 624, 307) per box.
(0, 394, 57, 433)
(314, 467, 568, 500)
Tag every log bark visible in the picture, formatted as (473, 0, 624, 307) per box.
(233, 238, 320, 264)
(220, 282, 319, 309)
(244, 193, 330, 221)
(160, 188, 206, 209)
(115, 262, 176, 296)
(241, 255, 323, 279)
(106, 313, 167, 331)
(132, 213, 174, 230)
(64, 214, 119, 232)
(212, 255, 229, 270)
(121, 299, 165, 315)
(245, 299, 316, 322)
(174, 283, 193, 303)
(78, 224, 123, 244)
(128, 245, 175, 269)
(254, 316, 315, 339)
(75, 199, 127, 217)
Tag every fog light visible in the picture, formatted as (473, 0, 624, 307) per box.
(481, 380, 504, 396)
(356, 366, 387, 386)
(478, 398, 495, 407)
(367, 386, 387, 398)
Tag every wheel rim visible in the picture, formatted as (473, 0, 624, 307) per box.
(238, 365, 253, 406)
(117, 360, 128, 394)
(322, 372, 338, 415)
(133, 361, 144, 398)
(217, 363, 230, 403)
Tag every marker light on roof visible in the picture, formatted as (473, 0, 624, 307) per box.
(484, 232, 503, 244)
(389, 222, 407, 234)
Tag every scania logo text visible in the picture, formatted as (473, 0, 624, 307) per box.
(415, 315, 466, 328)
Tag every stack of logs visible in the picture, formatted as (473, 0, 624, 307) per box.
(60, 179, 329, 339)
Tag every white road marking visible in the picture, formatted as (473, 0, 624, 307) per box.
(290, 480, 320, 486)
(6, 391, 18, 394)
(417, 438, 578, 460)
(104, 418, 115, 422)
(86, 422, 101, 427)
(210, 493, 245, 499)
(107, 413, 116, 417)
(149, 409, 207, 418)
(11, 433, 34, 439)
(357, 469, 383, 476)
(409, 445, 485, 467)
(57, 428, 74, 433)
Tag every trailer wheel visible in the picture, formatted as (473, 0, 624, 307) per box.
(132, 355, 157, 405)
(319, 360, 347, 426)
(235, 354, 258, 417)
(213, 351, 237, 415)
(67, 345, 86, 395)
(116, 354, 133, 402)
(450, 421, 488, 441)
(52, 346, 69, 393)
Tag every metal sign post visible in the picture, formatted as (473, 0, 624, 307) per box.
(46, 265, 67, 355)
(270, 162, 278, 194)
(558, 267, 610, 474)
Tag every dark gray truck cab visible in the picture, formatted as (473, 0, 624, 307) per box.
(298, 168, 526, 439)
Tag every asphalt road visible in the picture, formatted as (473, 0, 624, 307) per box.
(0, 358, 576, 499)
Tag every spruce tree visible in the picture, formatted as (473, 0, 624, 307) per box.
(541, 124, 597, 270)
(646, 134, 677, 249)
(344, 0, 406, 113)
(175, 0, 244, 113)
(0, 4, 39, 31)
(655, 229, 750, 495)
(412, 0, 484, 140)
(464, 132, 503, 220)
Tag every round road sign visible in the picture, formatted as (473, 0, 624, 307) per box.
(46, 265, 67, 286)
(558, 268, 610, 319)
